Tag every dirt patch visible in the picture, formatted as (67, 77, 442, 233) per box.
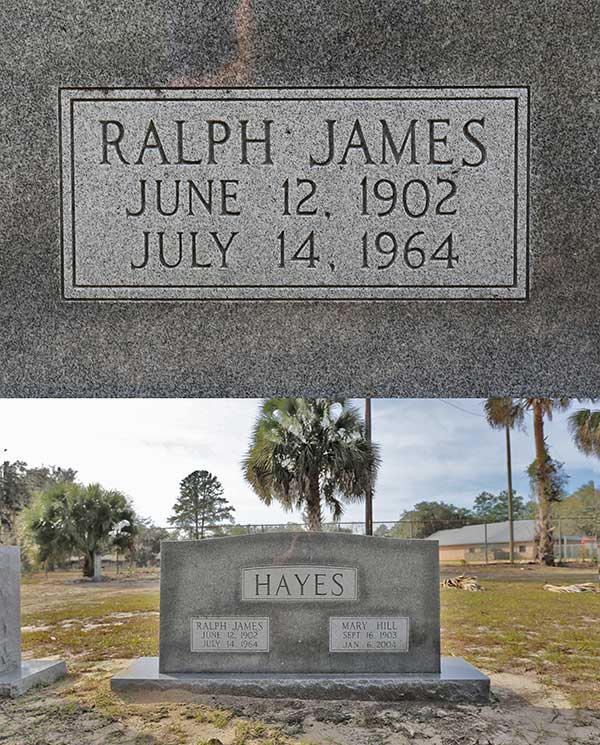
(21, 573, 160, 615)
(2, 662, 600, 744)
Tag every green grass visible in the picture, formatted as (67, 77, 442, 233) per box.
(22, 593, 160, 661)
(441, 579, 600, 708)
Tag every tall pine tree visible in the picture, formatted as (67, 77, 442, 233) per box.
(168, 470, 234, 539)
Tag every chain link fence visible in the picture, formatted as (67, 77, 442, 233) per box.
(157, 516, 599, 564)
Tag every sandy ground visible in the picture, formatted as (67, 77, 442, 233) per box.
(1, 661, 599, 745)
(7, 565, 597, 744)
(20, 562, 598, 614)
(20, 571, 160, 615)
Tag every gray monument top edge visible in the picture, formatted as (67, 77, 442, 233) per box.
(160, 531, 438, 546)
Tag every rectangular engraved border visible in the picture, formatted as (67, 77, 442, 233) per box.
(190, 616, 270, 653)
(241, 565, 358, 602)
(59, 86, 529, 301)
(329, 616, 410, 653)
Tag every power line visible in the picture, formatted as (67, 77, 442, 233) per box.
(439, 399, 486, 419)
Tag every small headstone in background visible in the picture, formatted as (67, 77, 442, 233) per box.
(93, 555, 102, 582)
(0, 546, 67, 698)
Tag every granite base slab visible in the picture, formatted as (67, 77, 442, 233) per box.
(111, 657, 490, 703)
(0, 659, 67, 698)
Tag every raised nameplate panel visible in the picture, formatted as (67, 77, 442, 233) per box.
(241, 565, 358, 601)
(329, 616, 409, 653)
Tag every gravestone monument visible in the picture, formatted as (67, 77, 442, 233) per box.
(93, 555, 103, 582)
(0, 1, 599, 397)
(0, 547, 66, 698)
(112, 533, 489, 701)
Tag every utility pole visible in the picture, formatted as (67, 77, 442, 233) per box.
(365, 398, 373, 536)
(505, 423, 515, 563)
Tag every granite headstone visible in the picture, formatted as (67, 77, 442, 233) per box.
(112, 533, 490, 701)
(0, 547, 67, 698)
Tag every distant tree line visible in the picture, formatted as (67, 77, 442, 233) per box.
(1, 458, 238, 577)
(376, 477, 598, 540)
(380, 492, 532, 539)
(4, 397, 600, 574)
(0, 461, 77, 543)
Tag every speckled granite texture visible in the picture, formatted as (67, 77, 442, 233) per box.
(0, 1, 598, 396)
(0, 548, 21, 675)
(111, 656, 490, 702)
(0, 659, 67, 698)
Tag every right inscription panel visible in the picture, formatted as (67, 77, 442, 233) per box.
(329, 616, 409, 653)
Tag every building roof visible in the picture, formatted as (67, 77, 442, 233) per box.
(427, 520, 538, 546)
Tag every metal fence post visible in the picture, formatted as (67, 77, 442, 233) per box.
(484, 521, 488, 565)
(558, 517, 562, 562)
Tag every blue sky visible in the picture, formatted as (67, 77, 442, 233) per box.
(0, 398, 598, 527)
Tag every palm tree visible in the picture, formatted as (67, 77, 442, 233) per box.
(522, 398, 570, 565)
(25, 482, 136, 577)
(243, 399, 380, 531)
(484, 398, 525, 563)
(568, 409, 600, 458)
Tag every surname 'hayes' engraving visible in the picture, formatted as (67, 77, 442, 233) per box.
(242, 566, 357, 601)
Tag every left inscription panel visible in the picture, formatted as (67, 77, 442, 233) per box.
(59, 86, 528, 301)
(190, 617, 270, 653)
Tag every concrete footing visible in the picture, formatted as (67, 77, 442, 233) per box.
(111, 656, 490, 703)
(0, 659, 67, 698)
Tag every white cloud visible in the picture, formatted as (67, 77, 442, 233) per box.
(1, 398, 598, 528)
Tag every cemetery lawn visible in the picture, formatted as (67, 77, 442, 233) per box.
(4, 565, 599, 745)
(441, 567, 600, 709)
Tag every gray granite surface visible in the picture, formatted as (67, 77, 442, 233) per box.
(0, 548, 21, 674)
(0, 546, 67, 697)
(0, 659, 67, 699)
(159, 533, 440, 674)
(112, 656, 490, 703)
(1, 1, 599, 395)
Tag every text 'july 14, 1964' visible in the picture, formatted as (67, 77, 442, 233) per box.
(60, 87, 528, 300)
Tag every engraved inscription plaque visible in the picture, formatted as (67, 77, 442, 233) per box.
(329, 617, 410, 653)
(241, 565, 357, 601)
(60, 87, 529, 301)
(190, 617, 269, 653)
